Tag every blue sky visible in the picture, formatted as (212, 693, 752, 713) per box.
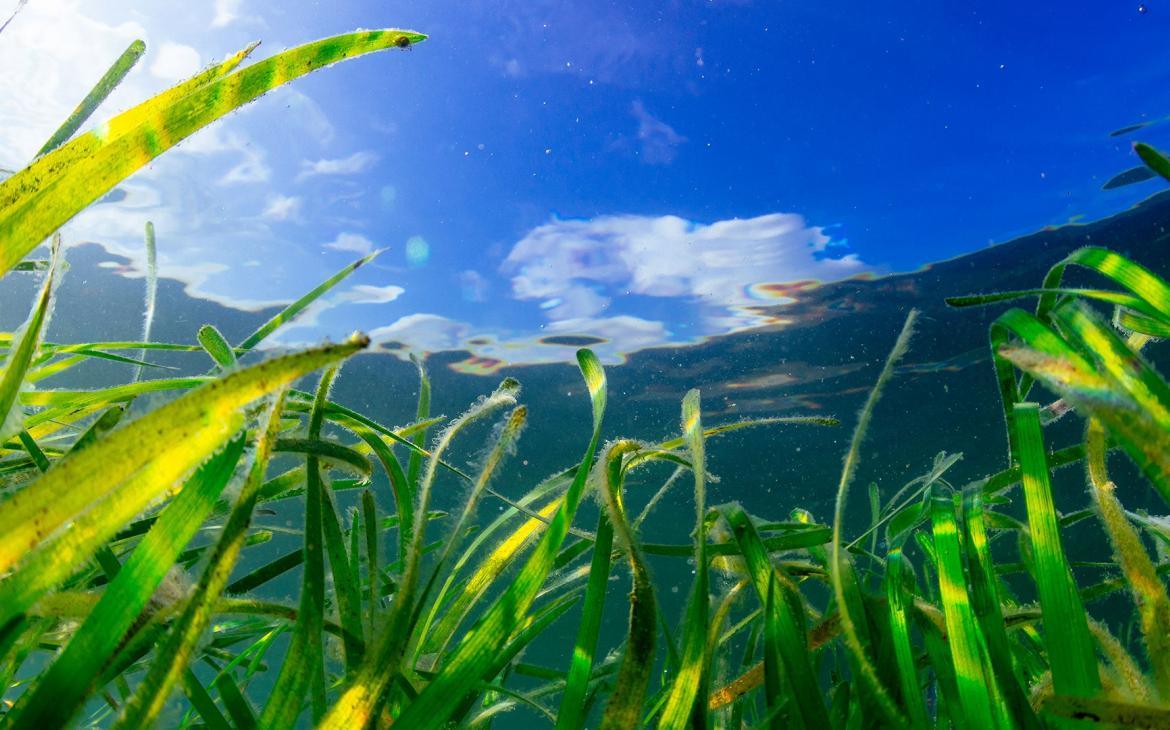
(2, 1, 1167, 370)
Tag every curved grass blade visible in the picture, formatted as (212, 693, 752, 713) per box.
(1037, 246, 1170, 323)
(961, 490, 1042, 730)
(642, 527, 831, 558)
(1051, 300, 1170, 430)
(66, 404, 126, 454)
(29, 348, 173, 382)
(946, 286, 1153, 316)
(36, 39, 147, 156)
(0, 410, 245, 631)
(988, 307, 1093, 459)
(35, 339, 217, 354)
(22, 379, 441, 481)
(761, 580, 789, 729)
(830, 310, 917, 728)
(653, 415, 839, 452)
(273, 437, 371, 478)
(1002, 301, 1170, 502)
(10, 430, 47, 471)
(1117, 308, 1170, 338)
(702, 579, 747, 716)
(555, 511, 614, 730)
(0, 335, 368, 576)
(226, 548, 303, 595)
(184, 671, 232, 730)
(405, 353, 431, 509)
(259, 369, 338, 727)
(237, 249, 383, 351)
(1039, 694, 1170, 728)
(596, 441, 656, 730)
(132, 221, 158, 383)
(320, 377, 523, 725)
(112, 390, 287, 729)
(321, 476, 365, 674)
(384, 379, 521, 653)
(446, 592, 581, 724)
(1013, 402, 1100, 698)
(214, 671, 258, 729)
(1135, 142, 1170, 183)
(0, 30, 425, 276)
(918, 616, 965, 727)
(884, 549, 930, 729)
(883, 497, 928, 550)
(348, 496, 363, 586)
(658, 389, 711, 729)
(348, 350, 606, 730)
(955, 246, 1170, 455)
(930, 490, 999, 729)
(416, 484, 566, 661)
(19, 376, 208, 417)
(414, 406, 528, 638)
(0, 235, 61, 446)
(5, 436, 245, 728)
(0, 40, 263, 252)
(338, 417, 412, 563)
(362, 489, 380, 628)
(721, 503, 829, 730)
(1085, 419, 1170, 699)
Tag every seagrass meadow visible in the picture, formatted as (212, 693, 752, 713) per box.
(7, 26, 1170, 730)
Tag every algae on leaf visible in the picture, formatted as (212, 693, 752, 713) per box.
(0, 29, 425, 276)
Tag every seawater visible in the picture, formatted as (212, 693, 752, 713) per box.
(3, 190, 1168, 728)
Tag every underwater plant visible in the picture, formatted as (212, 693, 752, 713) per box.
(4, 26, 1170, 730)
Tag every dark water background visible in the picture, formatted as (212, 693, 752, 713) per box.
(4, 192, 1170, 725)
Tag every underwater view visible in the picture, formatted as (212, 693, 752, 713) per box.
(3, 2, 1170, 728)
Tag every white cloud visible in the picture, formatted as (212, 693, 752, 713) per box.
(0, 3, 876, 371)
(262, 297, 335, 332)
(149, 42, 201, 82)
(459, 269, 489, 302)
(262, 194, 301, 221)
(631, 100, 685, 165)
(482, 3, 667, 86)
(545, 284, 609, 319)
(211, 0, 243, 28)
(253, 281, 405, 340)
(274, 87, 335, 145)
(370, 314, 471, 354)
(441, 314, 670, 367)
(503, 212, 869, 332)
(296, 151, 378, 181)
(253, 212, 874, 368)
(324, 232, 375, 255)
(0, 0, 147, 166)
(342, 284, 405, 304)
(217, 143, 269, 185)
(546, 314, 666, 345)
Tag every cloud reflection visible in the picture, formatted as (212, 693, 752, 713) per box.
(503, 212, 868, 332)
(0, 3, 878, 374)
